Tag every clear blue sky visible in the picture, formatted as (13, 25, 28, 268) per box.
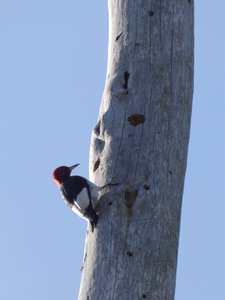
(0, 1, 224, 299)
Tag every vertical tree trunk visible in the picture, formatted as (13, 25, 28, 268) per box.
(79, 0, 194, 299)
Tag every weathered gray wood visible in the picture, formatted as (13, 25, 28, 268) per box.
(79, 0, 194, 299)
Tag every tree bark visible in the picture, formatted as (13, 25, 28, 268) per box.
(79, 0, 194, 299)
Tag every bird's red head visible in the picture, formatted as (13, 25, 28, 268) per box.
(52, 164, 79, 187)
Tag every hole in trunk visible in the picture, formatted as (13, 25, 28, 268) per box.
(93, 158, 100, 172)
(115, 32, 123, 41)
(127, 114, 146, 126)
(123, 71, 130, 89)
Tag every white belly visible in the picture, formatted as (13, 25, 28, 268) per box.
(87, 180, 100, 207)
(76, 188, 90, 211)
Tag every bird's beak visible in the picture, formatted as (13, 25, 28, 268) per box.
(69, 163, 80, 171)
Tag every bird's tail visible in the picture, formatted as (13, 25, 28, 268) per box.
(90, 215, 98, 232)
(84, 204, 99, 232)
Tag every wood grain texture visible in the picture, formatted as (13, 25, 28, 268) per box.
(79, 0, 194, 299)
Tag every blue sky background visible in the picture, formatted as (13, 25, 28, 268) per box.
(0, 1, 224, 299)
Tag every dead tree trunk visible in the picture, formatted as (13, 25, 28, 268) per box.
(79, 1, 194, 299)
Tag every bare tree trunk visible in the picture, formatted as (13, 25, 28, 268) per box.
(79, 0, 194, 299)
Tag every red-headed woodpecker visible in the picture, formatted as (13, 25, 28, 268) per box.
(53, 164, 100, 231)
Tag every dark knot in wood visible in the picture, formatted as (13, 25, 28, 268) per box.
(127, 114, 146, 126)
(124, 189, 137, 209)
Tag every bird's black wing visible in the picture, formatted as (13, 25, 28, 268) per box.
(60, 176, 88, 205)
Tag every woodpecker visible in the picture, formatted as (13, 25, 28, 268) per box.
(52, 164, 100, 231)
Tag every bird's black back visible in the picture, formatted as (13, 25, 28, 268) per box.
(60, 176, 90, 205)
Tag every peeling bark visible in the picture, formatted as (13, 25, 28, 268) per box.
(79, 0, 194, 299)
